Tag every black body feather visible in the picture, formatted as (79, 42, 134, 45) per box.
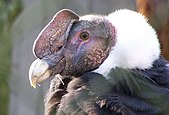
(45, 57, 169, 115)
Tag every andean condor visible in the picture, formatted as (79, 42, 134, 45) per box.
(29, 9, 169, 115)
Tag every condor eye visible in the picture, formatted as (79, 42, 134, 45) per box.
(79, 32, 90, 41)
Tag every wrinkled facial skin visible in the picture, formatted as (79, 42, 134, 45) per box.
(33, 9, 79, 59)
(60, 18, 116, 76)
(29, 11, 116, 88)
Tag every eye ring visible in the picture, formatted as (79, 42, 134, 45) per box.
(79, 32, 90, 41)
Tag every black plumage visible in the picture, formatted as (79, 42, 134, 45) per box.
(29, 9, 169, 115)
(45, 56, 169, 115)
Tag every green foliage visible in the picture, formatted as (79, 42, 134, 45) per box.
(0, 0, 22, 114)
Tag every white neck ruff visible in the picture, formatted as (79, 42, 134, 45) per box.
(94, 9, 160, 76)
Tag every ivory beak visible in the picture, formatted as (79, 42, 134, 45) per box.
(29, 59, 52, 88)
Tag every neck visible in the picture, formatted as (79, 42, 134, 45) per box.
(93, 9, 160, 77)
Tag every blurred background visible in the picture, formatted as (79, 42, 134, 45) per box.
(0, 0, 168, 115)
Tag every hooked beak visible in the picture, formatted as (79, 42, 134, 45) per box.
(29, 51, 65, 88)
(29, 9, 79, 88)
(29, 59, 51, 88)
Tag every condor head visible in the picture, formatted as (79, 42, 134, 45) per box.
(29, 9, 116, 88)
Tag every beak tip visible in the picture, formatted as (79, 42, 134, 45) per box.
(30, 81, 37, 89)
(31, 84, 36, 89)
(29, 59, 52, 89)
(29, 58, 48, 89)
(29, 76, 37, 89)
(32, 85, 36, 89)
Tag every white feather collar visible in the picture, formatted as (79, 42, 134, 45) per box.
(94, 9, 160, 76)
